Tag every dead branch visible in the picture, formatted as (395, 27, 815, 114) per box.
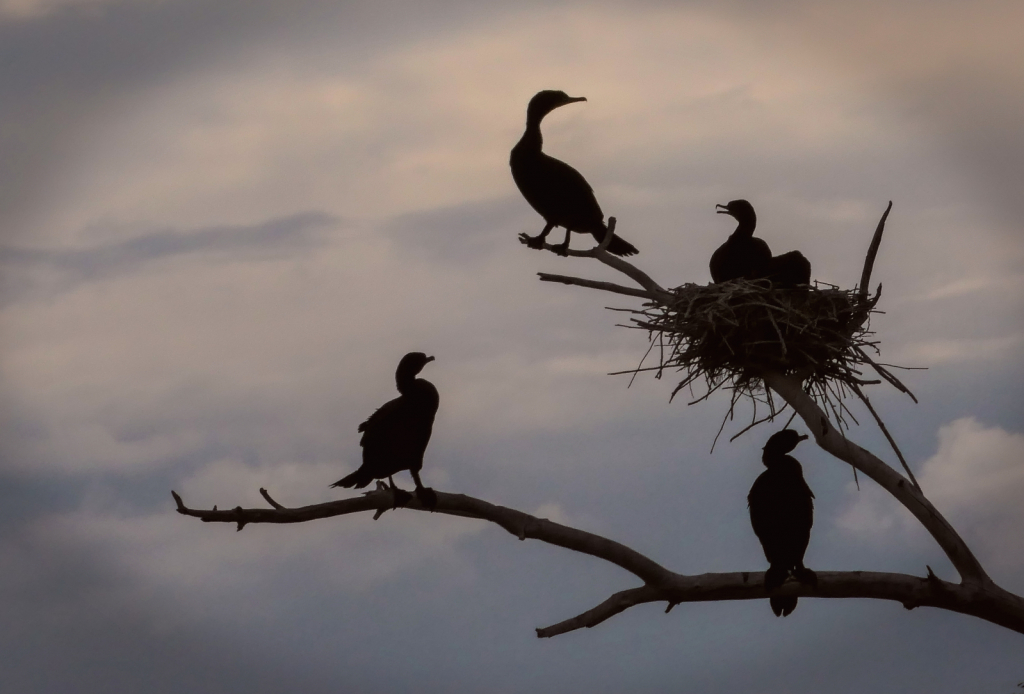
(519, 217, 673, 302)
(174, 201, 1024, 640)
(860, 200, 892, 300)
(761, 371, 988, 583)
(173, 485, 1024, 637)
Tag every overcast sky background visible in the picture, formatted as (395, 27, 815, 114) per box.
(1, 1, 1022, 692)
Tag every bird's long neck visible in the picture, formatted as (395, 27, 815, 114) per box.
(396, 372, 417, 395)
(762, 453, 801, 473)
(732, 217, 756, 239)
(517, 114, 545, 152)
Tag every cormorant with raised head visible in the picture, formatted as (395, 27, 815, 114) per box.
(710, 199, 772, 283)
(511, 90, 638, 257)
(748, 429, 817, 617)
(331, 352, 439, 508)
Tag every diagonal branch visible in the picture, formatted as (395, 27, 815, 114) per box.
(761, 371, 989, 584)
(519, 219, 673, 302)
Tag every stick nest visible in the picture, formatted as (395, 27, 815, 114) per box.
(623, 280, 905, 409)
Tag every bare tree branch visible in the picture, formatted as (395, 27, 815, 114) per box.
(176, 202, 1024, 640)
(760, 371, 990, 584)
(536, 273, 658, 300)
(859, 200, 892, 300)
(173, 486, 1024, 637)
(519, 220, 673, 302)
(172, 485, 673, 585)
(540, 569, 1024, 638)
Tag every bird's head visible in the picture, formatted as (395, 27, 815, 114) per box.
(762, 429, 809, 463)
(716, 199, 756, 229)
(396, 352, 435, 381)
(527, 90, 587, 123)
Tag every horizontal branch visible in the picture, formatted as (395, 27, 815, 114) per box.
(762, 371, 990, 584)
(538, 569, 1024, 637)
(174, 485, 1024, 637)
(172, 486, 673, 586)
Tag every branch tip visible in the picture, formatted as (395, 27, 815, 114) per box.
(259, 487, 286, 510)
(171, 490, 185, 512)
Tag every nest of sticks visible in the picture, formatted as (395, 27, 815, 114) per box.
(618, 279, 916, 438)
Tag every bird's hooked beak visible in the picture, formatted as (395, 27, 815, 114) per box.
(797, 434, 809, 441)
(425, 356, 435, 363)
(566, 95, 587, 104)
(716, 203, 731, 215)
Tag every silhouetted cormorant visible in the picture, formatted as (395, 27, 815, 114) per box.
(748, 429, 817, 617)
(711, 199, 772, 283)
(511, 90, 638, 257)
(765, 250, 812, 287)
(331, 352, 439, 508)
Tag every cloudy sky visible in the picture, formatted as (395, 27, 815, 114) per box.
(1, 1, 1022, 691)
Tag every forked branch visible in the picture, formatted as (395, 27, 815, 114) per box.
(175, 202, 1024, 639)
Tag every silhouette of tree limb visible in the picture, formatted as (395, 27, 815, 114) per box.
(174, 202, 1024, 638)
(859, 200, 892, 300)
(172, 485, 1024, 636)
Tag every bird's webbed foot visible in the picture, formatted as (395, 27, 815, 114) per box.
(519, 232, 547, 250)
(519, 223, 554, 250)
(415, 486, 438, 510)
(554, 241, 571, 256)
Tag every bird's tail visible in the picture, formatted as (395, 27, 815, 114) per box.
(591, 226, 638, 257)
(764, 564, 797, 617)
(770, 596, 798, 617)
(330, 469, 372, 489)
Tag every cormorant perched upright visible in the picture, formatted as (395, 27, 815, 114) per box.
(710, 199, 772, 283)
(511, 90, 638, 257)
(765, 250, 812, 287)
(748, 429, 817, 617)
(331, 352, 439, 508)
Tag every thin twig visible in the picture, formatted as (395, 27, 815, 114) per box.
(851, 384, 921, 491)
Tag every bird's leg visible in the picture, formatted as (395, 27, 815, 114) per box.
(386, 476, 412, 509)
(410, 470, 438, 511)
(522, 222, 554, 249)
(555, 228, 572, 256)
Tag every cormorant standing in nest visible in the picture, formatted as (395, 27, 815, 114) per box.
(331, 352, 439, 508)
(511, 90, 638, 257)
(711, 199, 772, 283)
(765, 250, 812, 287)
(748, 429, 817, 616)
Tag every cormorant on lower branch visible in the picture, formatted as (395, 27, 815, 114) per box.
(331, 352, 439, 508)
(748, 429, 817, 617)
(711, 199, 812, 286)
(511, 90, 638, 257)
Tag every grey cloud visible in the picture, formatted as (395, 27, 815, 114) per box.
(0, 211, 337, 303)
(2, 2, 1023, 692)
